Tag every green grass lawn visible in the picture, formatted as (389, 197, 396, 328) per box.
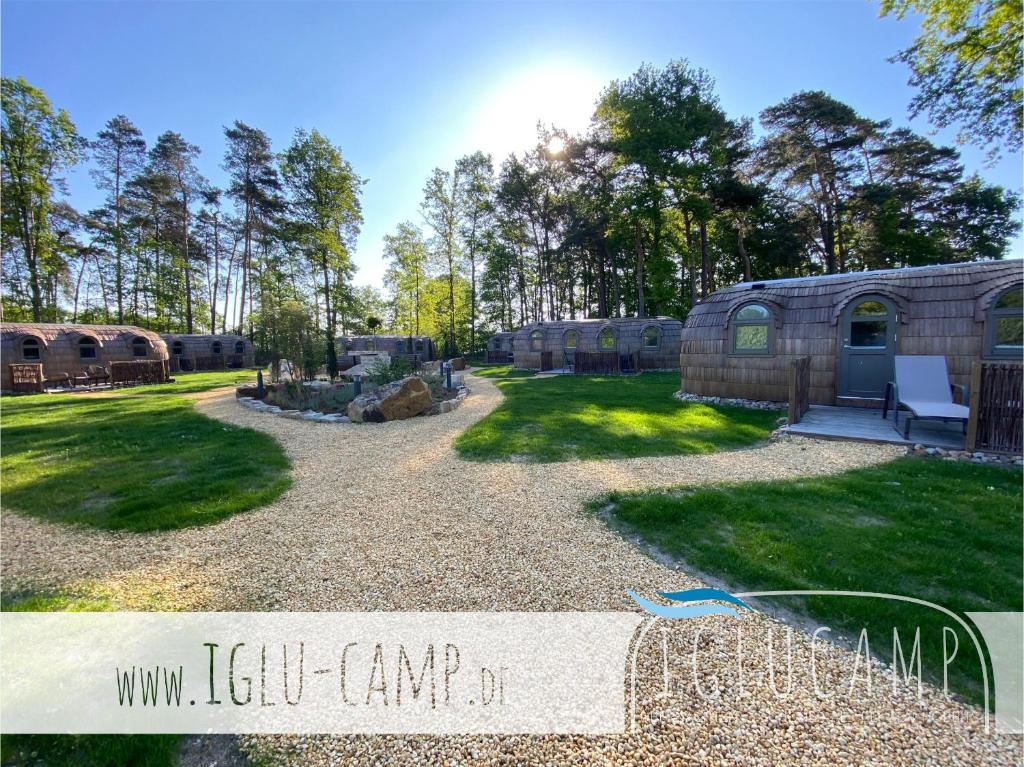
(457, 368, 780, 462)
(595, 457, 1023, 705)
(0, 370, 290, 532)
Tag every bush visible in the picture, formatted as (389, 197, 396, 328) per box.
(264, 381, 355, 413)
(365, 356, 415, 386)
(418, 371, 448, 400)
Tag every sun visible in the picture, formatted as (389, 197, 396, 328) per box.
(546, 136, 566, 155)
(466, 62, 605, 159)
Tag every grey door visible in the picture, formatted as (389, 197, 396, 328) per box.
(838, 296, 898, 399)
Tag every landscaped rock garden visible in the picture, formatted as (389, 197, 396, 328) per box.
(908, 443, 1023, 467)
(236, 364, 469, 424)
(674, 390, 786, 411)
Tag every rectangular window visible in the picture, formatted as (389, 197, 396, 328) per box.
(733, 325, 768, 352)
(850, 321, 887, 348)
(23, 347, 40, 361)
(79, 346, 97, 360)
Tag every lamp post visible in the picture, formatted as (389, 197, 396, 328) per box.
(352, 374, 362, 397)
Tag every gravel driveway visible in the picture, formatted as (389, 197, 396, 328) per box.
(1, 373, 1019, 765)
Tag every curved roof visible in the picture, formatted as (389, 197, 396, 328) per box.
(1, 322, 165, 345)
(684, 260, 1022, 330)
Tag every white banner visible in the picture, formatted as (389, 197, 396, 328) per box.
(0, 612, 642, 734)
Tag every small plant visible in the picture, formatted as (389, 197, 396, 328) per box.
(365, 356, 415, 386)
(418, 370, 448, 400)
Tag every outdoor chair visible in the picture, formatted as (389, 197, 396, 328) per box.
(882, 355, 968, 440)
(43, 372, 71, 390)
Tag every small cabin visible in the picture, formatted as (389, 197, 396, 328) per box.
(161, 334, 254, 372)
(1, 323, 169, 392)
(679, 260, 1023, 406)
(337, 335, 436, 362)
(513, 317, 683, 372)
(486, 331, 516, 363)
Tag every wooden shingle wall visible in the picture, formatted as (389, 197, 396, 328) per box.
(512, 317, 683, 370)
(679, 260, 1023, 405)
(336, 335, 436, 361)
(1, 323, 169, 392)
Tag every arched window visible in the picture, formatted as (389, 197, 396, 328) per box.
(563, 329, 578, 349)
(641, 326, 660, 349)
(234, 340, 245, 354)
(415, 340, 424, 352)
(529, 329, 543, 351)
(131, 337, 148, 357)
(78, 336, 98, 360)
(731, 303, 772, 354)
(987, 287, 1023, 358)
(491, 338, 501, 350)
(598, 327, 616, 350)
(172, 340, 183, 356)
(22, 337, 41, 361)
(211, 341, 223, 355)
(366, 339, 376, 352)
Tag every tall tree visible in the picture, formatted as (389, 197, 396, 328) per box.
(280, 128, 364, 377)
(880, 0, 1023, 158)
(223, 121, 281, 336)
(383, 222, 430, 335)
(1, 76, 85, 321)
(150, 131, 204, 332)
(422, 166, 463, 357)
(455, 151, 494, 353)
(90, 115, 146, 323)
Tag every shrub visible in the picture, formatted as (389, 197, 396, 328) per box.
(365, 356, 415, 386)
(264, 381, 355, 413)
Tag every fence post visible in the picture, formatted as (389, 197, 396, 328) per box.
(787, 359, 798, 425)
(965, 360, 982, 451)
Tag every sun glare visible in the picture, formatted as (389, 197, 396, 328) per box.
(466, 62, 605, 159)
(547, 136, 566, 155)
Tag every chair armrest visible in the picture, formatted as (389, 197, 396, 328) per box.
(950, 383, 967, 404)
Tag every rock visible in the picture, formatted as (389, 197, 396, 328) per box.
(347, 376, 432, 423)
(449, 357, 466, 371)
(236, 385, 261, 399)
(301, 411, 324, 421)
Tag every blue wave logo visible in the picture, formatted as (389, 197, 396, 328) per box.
(626, 587, 754, 619)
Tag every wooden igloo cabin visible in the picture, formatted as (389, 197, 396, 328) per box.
(1, 323, 169, 392)
(336, 335, 436, 363)
(513, 317, 683, 373)
(485, 331, 516, 363)
(679, 260, 1023, 406)
(161, 334, 254, 372)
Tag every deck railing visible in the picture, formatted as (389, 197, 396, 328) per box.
(573, 351, 631, 375)
(966, 361, 1023, 453)
(485, 350, 512, 364)
(787, 356, 812, 425)
(111, 360, 168, 386)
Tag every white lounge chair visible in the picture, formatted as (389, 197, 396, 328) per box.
(883, 355, 968, 440)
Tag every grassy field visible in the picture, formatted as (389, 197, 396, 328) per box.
(457, 367, 780, 462)
(0, 371, 290, 532)
(595, 456, 1023, 704)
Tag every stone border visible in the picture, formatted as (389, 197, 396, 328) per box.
(235, 384, 470, 423)
(673, 390, 786, 411)
(907, 443, 1023, 467)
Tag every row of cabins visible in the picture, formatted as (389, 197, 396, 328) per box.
(489, 260, 1021, 405)
(0, 324, 254, 392)
(336, 335, 437, 367)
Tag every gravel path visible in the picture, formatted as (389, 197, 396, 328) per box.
(1, 373, 1019, 765)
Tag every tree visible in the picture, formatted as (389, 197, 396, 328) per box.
(880, 0, 1023, 158)
(280, 128, 364, 377)
(150, 131, 205, 332)
(757, 91, 882, 273)
(383, 222, 430, 335)
(223, 121, 281, 336)
(422, 166, 463, 357)
(90, 115, 146, 323)
(455, 151, 494, 353)
(1, 76, 86, 321)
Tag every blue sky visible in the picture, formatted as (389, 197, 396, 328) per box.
(3, 0, 1021, 288)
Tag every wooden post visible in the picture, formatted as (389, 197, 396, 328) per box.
(965, 360, 982, 451)
(788, 359, 798, 425)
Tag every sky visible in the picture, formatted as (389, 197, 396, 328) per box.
(3, 0, 1022, 290)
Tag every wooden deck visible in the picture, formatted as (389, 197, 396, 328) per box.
(784, 405, 966, 449)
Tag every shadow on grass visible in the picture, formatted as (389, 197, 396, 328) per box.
(457, 372, 781, 462)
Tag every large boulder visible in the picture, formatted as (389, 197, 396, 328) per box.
(449, 357, 466, 371)
(347, 376, 433, 423)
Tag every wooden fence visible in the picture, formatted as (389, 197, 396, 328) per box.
(573, 351, 639, 375)
(485, 350, 512, 364)
(787, 356, 812, 425)
(8, 363, 43, 393)
(110, 360, 169, 387)
(966, 361, 1023, 453)
(540, 351, 554, 372)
